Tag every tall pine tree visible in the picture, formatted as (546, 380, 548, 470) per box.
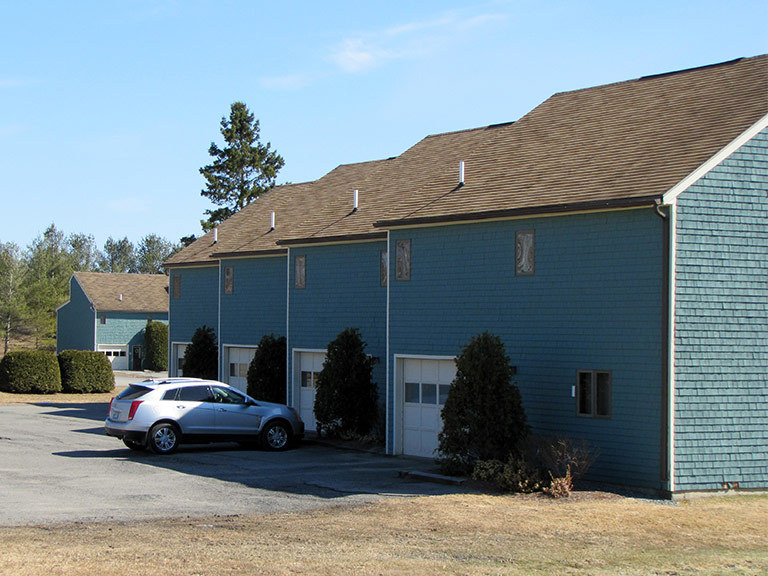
(199, 102, 285, 231)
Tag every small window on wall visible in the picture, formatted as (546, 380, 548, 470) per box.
(395, 239, 411, 281)
(224, 266, 234, 294)
(301, 370, 318, 388)
(294, 255, 306, 289)
(229, 362, 248, 378)
(380, 250, 388, 287)
(99, 313, 107, 325)
(515, 230, 535, 276)
(577, 370, 611, 418)
(172, 275, 181, 299)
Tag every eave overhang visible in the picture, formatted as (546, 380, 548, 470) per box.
(374, 195, 663, 229)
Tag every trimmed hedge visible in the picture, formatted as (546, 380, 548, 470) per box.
(0, 350, 62, 394)
(58, 350, 115, 393)
(182, 326, 218, 380)
(144, 320, 168, 372)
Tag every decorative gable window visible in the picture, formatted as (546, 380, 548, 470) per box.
(294, 255, 306, 289)
(224, 266, 234, 295)
(576, 370, 611, 418)
(395, 239, 411, 281)
(172, 275, 181, 299)
(380, 250, 388, 287)
(515, 230, 535, 276)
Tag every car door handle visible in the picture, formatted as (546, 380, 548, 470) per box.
(176, 405, 187, 409)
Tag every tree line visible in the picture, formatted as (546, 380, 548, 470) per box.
(0, 224, 180, 355)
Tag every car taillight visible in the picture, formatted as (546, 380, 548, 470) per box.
(128, 400, 143, 420)
(108, 398, 114, 414)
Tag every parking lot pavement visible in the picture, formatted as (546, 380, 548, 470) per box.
(0, 402, 467, 526)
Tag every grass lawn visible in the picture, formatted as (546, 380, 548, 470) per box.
(1, 493, 766, 575)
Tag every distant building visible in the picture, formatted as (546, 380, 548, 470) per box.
(56, 272, 169, 371)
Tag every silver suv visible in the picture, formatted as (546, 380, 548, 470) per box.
(105, 378, 304, 454)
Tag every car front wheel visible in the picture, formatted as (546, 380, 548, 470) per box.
(148, 423, 180, 455)
(261, 420, 291, 451)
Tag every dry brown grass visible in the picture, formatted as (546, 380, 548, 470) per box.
(0, 389, 123, 405)
(1, 493, 766, 575)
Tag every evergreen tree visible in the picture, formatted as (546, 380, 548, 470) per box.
(0, 242, 28, 355)
(314, 328, 378, 436)
(24, 225, 72, 350)
(67, 233, 101, 272)
(438, 332, 529, 475)
(136, 234, 179, 274)
(199, 102, 285, 231)
(99, 237, 136, 273)
(246, 334, 286, 403)
(182, 326, 217, 380)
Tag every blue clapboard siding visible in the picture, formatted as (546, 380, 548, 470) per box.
(674, 128, 768, 492)
(219, 255, 287, 345)
(56, 276, 96, 353)
(168, 266, 219, 345)
(388, 208, 666, 490)
(287, 241, 387, 405)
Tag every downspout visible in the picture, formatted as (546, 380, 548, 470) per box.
(286, 248, 291, 407)
(654, 199, 673, 496)
(385, 231, 391, 455)
(217, 261, 222, 382)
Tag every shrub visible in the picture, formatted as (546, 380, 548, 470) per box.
(438, 332, 529, 475)
(58, 350, 114, 393)
(182, 326, 218, 380)
(0, 350, 62, 394)
(247, 334, 286, 403)
(471, 435, 597, 497)
(144, 320, 168, 372)
(314, 327, 378, 437)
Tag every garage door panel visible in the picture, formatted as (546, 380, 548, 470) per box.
(401, 358, 454, 458)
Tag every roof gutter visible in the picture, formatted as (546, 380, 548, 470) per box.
(277, 231, 387, 247)
(374, 195, 663, 229)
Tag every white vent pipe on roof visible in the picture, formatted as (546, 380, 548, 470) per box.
(353, 189, 359, 211)
(213, 227, 218, 244)
(270, 211, 276, 230)
(118, 293, 123, 302)
(459, 161, 465, 186)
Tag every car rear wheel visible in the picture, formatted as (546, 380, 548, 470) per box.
(123, 438, 146, 451)
(261, 420, 291, 451)
(148, 423, 180, 455)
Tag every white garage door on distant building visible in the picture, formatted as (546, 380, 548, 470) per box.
(400, 357, 455, 458)
(98, 344, 129, 370)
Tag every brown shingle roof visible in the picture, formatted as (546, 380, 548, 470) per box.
(165, 54, 767, 261)
(378, 55, 768, 226)
(74, 272, 169, 313)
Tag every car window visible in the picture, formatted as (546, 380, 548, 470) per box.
(161, 388, 180, 401)
(116, 385, 151, 400)
(210, 386, 246, 404)
(177, 385, 214, 402)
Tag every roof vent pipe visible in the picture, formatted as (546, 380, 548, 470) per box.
(213, 227, 218, 244)
(459, 161, 465, 186)
(118, 293, 123, 302)
(270, 211, 275, 230)
(353, 189, 359, 211)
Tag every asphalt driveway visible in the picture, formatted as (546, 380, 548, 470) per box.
(0, 401, 464, 526)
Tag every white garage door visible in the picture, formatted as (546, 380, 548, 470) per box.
(295, 351, 324, 433)
(227, 347, 256, 393)
(402, 358, 455, 458)
(172, 343, 188, 377)
(98, 345, 128, 370)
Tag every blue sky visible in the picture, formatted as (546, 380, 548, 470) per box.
(1, 0, 766, 250)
